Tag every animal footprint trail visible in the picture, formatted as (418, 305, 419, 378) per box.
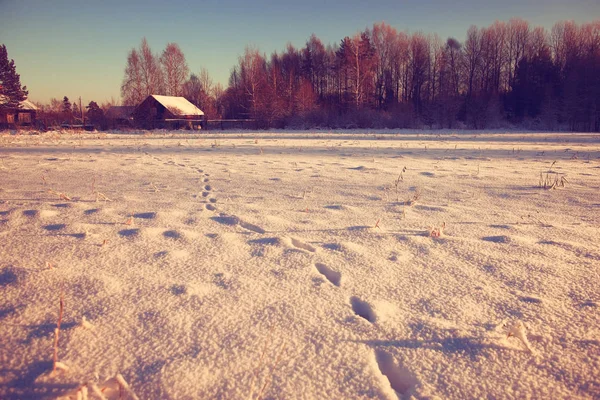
(314, 263, 342, 287)
(290, 237, 317, 252)
(374, 350, 418, 397)
(239, 220, 265, 234)
(350, 296, 376, 323)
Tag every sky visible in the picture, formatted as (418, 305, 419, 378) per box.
(1, 0, 599, 105)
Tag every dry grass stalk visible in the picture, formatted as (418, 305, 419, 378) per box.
(48, 189, 72, 201)
(539, 172, 567, 189)
(430, 222, 446, 237)
(123, 216, 134, 226)
(255, 342, 287, 400)
(405, 188, 421, 207)
(374, 219, 381, 230)
(248, 327, 287, 400)
(95, 192, 113, 202)
(52, 291, 65, 373)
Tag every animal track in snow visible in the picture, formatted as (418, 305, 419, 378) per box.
(290, 237, 316, 252)
(119, 228, 140, 238)
(133, 212, 157, 219)
(239, 220, 265, 234)
(163, 230, 182, 240)
(350, 296, 376, 323)
(204, 185, 212, 191)
(205, 204, 217, 211)
(314, 263, 341, 287)
(374, 349, 418, 396)
(211, 214, 265, 234)
(44, 224, 66, 231)
(482, 235, 512, 244)
(202, 192, 210, 197)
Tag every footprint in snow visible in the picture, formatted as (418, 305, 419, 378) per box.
(170, 284, 187, 296)
(350, 296, 376, 323)
(133, 212, 157, 219)
(44, 224, 66, 231)
(314, 263, 342, 287)
(119, 228, 140, 238)
(163, 230, 182, 240)
(239, 220, 265, 234)
(482, 235, 512, 244)
(374, 350, 419, 397)
(289, 237, 316, 252)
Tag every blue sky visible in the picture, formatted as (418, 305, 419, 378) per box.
(1, 0, 598, 104)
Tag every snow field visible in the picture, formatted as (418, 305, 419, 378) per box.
(0, 131, 599, 399)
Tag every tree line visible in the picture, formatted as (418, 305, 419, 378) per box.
(121, 19, 600, 131)
(4, 18, 599, 131)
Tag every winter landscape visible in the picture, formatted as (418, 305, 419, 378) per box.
(0, 130, 598, 399)
(2, 0, 600, 398)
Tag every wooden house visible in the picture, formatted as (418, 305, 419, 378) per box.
(0, 95, 37, 128)
(132, 95, 204, 129)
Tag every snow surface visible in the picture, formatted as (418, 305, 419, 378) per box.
(150, 95, 204, 116)
(0, 130, 598, 399)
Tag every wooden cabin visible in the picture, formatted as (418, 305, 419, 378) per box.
(0, 96, 37, 129)
(132, 95, 204, 129)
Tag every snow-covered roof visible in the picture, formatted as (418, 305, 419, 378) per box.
(151, 95, 204, 116)
(0, 95, 37, 110)
(19, 99, 37, 110)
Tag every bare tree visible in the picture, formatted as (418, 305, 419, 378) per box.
(121, 48, 144, 106)
(161, 43, 189, 96)
(121, 38, 165, 105)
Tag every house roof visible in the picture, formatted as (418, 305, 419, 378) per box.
(0, 95, 37, 110)
(106, 106, 135, 119)
(150, 95, 204, 116)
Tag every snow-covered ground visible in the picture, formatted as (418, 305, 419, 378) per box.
(0, 130, 598, 399)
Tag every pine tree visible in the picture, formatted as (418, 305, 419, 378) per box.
(62, 96, 72, 114)
(86, 101, 104, 125)
(72, 102, 80, 119)
(0, 44, 28, 109)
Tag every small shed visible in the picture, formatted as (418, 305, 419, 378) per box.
(106, 106, 135, 127)
(132, 95, 204, 129)
(0, 96, 37, 128)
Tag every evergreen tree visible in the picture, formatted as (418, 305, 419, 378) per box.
(72, 102, 80, 119)
(62, 96, 72, 114)
(0, 44, 28, 109)
(86, 101, 104, 125)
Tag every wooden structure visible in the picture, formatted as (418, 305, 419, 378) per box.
(132, 95, 204, 129)
(106, 106, 135, 127)
(0, 96, 37, 128)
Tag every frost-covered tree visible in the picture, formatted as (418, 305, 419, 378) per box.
(0, 44, 28, 110)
